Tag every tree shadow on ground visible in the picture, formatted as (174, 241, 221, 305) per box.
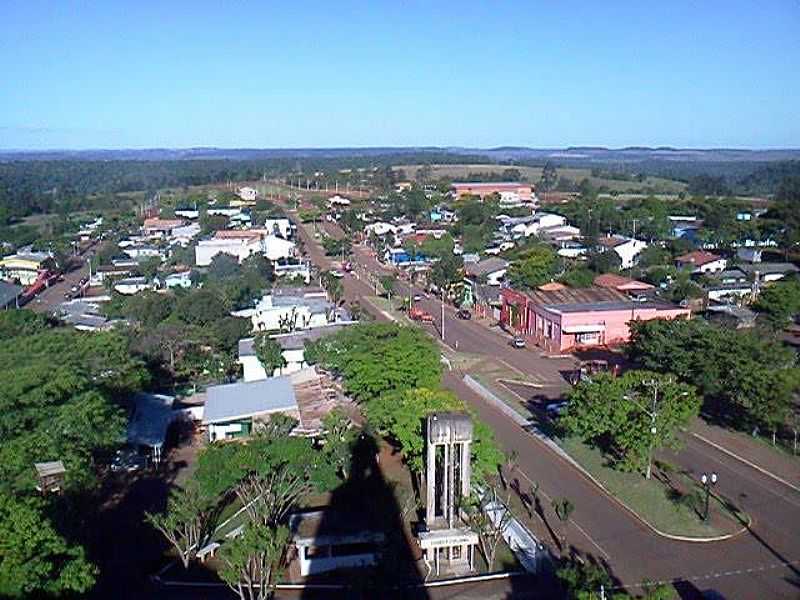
(298, 431, 429, 600)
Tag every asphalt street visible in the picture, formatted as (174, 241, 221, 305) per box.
(291, 209, 800, 599)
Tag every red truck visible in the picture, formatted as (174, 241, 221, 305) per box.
(409, 306, 434, 322)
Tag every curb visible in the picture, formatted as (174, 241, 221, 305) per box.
(463, 374, 750, 544)
(690, 432, 800, 494)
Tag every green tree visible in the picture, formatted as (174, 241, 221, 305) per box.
(254, 333, 286, 376)
(137, 255, 162, 280)
(320, 409, 359, 479)
(540, 161, 558, 192)
(145, 482, 219, 569)
(218, 524, 289, 600)
(379, 275, 396, 301)
(175, 288, 229, 326)
(430, 253, 463, 290)
(753, 278, 800, 330)
(508, 245, 558, 289)
(0, 309, 48, 338)
(560, 371, 700, 476)
(208, 253, 243, 280)
(627, 318, 800, 434)
(305, 324, 441, 403)
(0, 492, 97, 598)
(560, 267, 595, 288)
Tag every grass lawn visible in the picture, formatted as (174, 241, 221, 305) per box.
(469, 371, 537, 421)
(559, 437, 748, 538)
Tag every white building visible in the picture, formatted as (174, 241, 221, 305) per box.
(195, 237, 263, 267)
(164, 271, 192, 289)
(274, 261, 312, 284)
(122, 246, 162, 260)
(364, 222, 396, 237)
(328, 195, 351, 207)
(249, 294, 334, 333)
(598, 236, 648, 269)
(523, 213, 567, 237)
(238, 323, 354, 381)
(675, 251, 728, 275)
(237, 187, 258, 202)
(169, 223, 201, 246)
(114, 277, 152, 295)
(264, 218, 293, 239)
(263, 236, 296, 262)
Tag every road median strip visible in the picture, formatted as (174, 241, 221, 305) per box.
(464, 374, 750, 543)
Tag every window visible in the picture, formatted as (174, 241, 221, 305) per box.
(576, 332, 600, 344)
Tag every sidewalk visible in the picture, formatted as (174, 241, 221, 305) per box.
(691, 419, 799, 491)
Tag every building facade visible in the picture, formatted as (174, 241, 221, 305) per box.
(500, 287, 690, 353)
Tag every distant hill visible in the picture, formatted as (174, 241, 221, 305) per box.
(2, 146, 799, 163)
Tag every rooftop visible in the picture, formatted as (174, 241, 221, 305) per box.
(203, 376, 298, 424)
(739, 262, 799, 275)
(465, 257, 508, 278)
(675, 250, 722, 266)
(593, 273, 654, 291)
(127, 393, 176, 448)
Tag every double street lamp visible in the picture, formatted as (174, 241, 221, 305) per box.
(700, 471, 718, 521)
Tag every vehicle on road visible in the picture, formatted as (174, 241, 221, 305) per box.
(413, 293, 423, 302)
(456, 309, 472, 320)
(110, 449, 147, 473)
(545, 401, 568, 416)
(511, 337, 526, 348)
(409, 306, 434, 322)
(568, 359, 619, 385)
(329, 270, 345, 278)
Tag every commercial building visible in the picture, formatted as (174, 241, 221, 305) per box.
(0, 252, 52, 286)
(452, 182, 533, 203)
(195, 231, 296, 267)
(500, 286, 690, 353)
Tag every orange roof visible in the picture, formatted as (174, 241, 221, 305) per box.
(593, 273, 654, 291)
(675, 250, 722, 266)
(538, 282, 567, 291)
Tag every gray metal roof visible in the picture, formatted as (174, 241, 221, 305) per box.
(204, 376, 297, 424)
(0, 281, 22, 308)
(127, 393, 176, 448)
(739, 263, 799, 275)
(465, 258, 508, 278)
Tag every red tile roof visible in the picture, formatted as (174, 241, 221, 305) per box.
(675, 250, 722, 266)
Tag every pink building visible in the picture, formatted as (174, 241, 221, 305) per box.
(500, 286, 690, 353)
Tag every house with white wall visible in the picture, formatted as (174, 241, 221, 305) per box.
(675, 250, 728, 274)
(598, 236, 648, 269)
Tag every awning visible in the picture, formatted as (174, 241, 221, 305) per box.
(562, 324, 606, 334)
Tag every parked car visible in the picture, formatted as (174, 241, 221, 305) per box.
(456, 309, 472, 320)
(546, 401, 568, 416)
(413, 293, 423, 302)
(110, 449, 147, 473)
(511, 337, 526, 349)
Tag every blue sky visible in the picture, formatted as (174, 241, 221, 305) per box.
(1, 1, 798, 149)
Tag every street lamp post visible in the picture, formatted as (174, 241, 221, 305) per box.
(700, 472, 718, 521)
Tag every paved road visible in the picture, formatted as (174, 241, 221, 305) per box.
(27, 253, 94, 314)
(290, 209, 800, 599)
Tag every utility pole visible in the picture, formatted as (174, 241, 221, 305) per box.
(441, 288, 446, 342)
